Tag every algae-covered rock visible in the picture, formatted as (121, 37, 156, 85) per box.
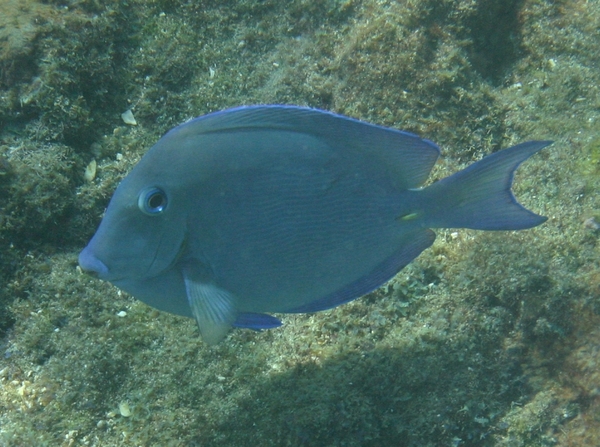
(1, 0, 600, 446)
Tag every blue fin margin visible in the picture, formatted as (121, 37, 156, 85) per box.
(233, 313, 283, 331)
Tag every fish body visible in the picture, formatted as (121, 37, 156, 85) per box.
(79, 105, 550, 344)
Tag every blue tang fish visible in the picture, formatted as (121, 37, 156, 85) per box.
(79, 105, 550, 344)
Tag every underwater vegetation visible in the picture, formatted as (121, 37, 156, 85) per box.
(0, 0, 599, 445)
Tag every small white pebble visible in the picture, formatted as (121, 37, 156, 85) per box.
(84, 159, 97, 182)
(119, 402, 132, 417)
(121, 109, 137, 126)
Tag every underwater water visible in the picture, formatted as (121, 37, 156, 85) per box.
(0, 0, 599, 446)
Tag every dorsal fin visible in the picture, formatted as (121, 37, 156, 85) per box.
(166, 105, 440, 189)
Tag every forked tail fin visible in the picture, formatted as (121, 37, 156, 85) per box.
(422, 141, 551, 230)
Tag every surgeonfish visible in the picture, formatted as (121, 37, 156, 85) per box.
(79, 105, 550, 344)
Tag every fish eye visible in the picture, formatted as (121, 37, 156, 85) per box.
(138, 187, 168, 215)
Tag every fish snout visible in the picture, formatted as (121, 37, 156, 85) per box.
(78, 246, 109, 278)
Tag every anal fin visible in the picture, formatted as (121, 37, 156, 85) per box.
(233, 313, 282, 330)
(287, 229, 436, 313)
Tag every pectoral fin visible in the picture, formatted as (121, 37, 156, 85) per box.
(182, 263, 237, 345)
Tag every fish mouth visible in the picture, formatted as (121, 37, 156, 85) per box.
(78, 246, 110, 279)
(78, 245, 127, 282)
(79, 231, 187, 283)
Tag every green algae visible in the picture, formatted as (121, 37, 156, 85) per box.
(1, 0, 600, 445)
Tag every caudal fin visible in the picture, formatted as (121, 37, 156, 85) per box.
(423, 141, 551, 230)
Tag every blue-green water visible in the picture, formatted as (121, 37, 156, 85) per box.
(0, 0, 598, 445)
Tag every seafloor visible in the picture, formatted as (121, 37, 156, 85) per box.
(0, 0, 599, 446)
